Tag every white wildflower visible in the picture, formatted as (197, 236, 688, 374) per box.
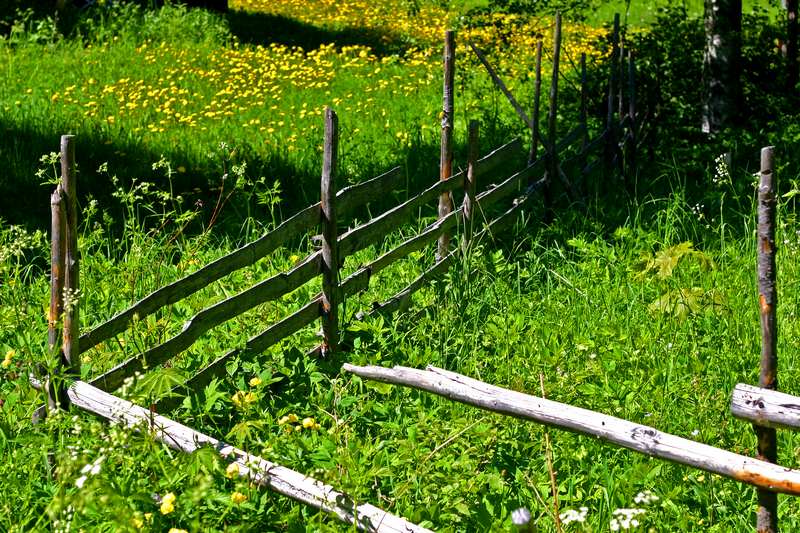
(559, 506, 588, 525)
(633, 490, 659, 505)
(610, 508, 646, 531)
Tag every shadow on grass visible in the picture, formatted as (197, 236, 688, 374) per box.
(225, 10, 410, 56)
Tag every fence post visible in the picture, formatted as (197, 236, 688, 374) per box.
(579, 52, 589, 185)
(605, 13, 620, 174)
(320, 108, 340, 357)
(529, 39, 543, 166)
(544, 12, 562, 217)
(462, 120, 479, 250)
(627, 50, 637, 177)
(62, 135, 80, 382)
(438, 29, 455, 261)
(46, 184, 67, 412)
(756, 145, 778, 533)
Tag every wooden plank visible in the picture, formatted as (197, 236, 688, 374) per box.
(756, 145, 779, 533)
(321, 108, 340, 356)
(470, 42, 532, 129)
(89, 251, 322, 393)
(78, 202, 320, 352)
(341, 364, 800, 496)
(156, 299, 322, 413)
(732, 384, 800, 430)
(338, 139, 521, 260)
(438, 30, 456, 260)
(336, 166, 402, 217)
(47, 185, 67, 412)
(68, 380, 431, 533)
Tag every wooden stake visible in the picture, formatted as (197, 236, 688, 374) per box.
(438, 30, 455, 260)
(46, 186, 67, 412)
(529, 40, 543, 166)
(756, 145, 778, 533)
(320, 109, 340, 357)
(606, 14, 620, 173)
(579, 53, 589, 183)
(544, 12, 562, 215)
(627, 50, 637, 174)
(462, 120, 479, 249)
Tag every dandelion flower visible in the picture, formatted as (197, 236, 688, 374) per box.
(160, 492, 176, 515)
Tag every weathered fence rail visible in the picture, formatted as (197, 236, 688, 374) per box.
(36, 13, 645, 530)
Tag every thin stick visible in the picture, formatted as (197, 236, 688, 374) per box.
(627, 50, 637, 174)
(320, 108, 340, 356)
(438, 30, 455, 260)
(580, 53, 589, 182)
(606, 14, 620, 173)
(529, 40, 543, 166)
(756, 145, 778, 533)
(463, 120, 479, 249)
(540, 374, 562, 532)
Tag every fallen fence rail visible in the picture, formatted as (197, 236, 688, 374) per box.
(342, 364, 800, 496)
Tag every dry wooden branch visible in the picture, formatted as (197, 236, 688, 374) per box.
(47, 185, 67, 412)
(731, 384, 800, 431)
(156, 298, 322, 412)
(342, 364, 800, 496)
(68, 380, 430, 532)
(89, 252, 321, 393)
(79, 202, 320, 352)
(470, 42, 532, 129)
(61, 135, 80, 379)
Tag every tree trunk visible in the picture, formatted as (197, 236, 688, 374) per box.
(702, 0, 742, 134)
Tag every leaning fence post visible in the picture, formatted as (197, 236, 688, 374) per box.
(320, 108, 340, 357)
(756, 146, 778, 533)
(438, 29, 455, 261)
(579, 52, 589, 184)
(528, 39, 543, 167)
(462, 120, 479, 250)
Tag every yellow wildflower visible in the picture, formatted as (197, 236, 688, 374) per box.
(131, 516, 144, 529)
(249, 376, 262, 387)
(2, 349, 14, 369)
(160, 492, 176, 515)
(302, 417, 320, 430)
(168, 529, 189, 533)
(231, 491, 248, 504)
(231, 391, 257, 409)
(225, 462, 240, 479)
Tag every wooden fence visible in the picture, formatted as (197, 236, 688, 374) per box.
(35, 15, 644, 532)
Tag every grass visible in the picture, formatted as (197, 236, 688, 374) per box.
(3, 0, 800, 531)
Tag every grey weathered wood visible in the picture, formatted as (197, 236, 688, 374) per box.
(78, 202, 320, 352)
(756, 145, 778, 533)
(321, 108, 340, 356)
(336, 166, 402, 217)
(47, 185, 67, 412)
(363, 254, 456, 317)
(156, 298, 322, 412)
(61, 135, 80, 380)
(68, 380, 430, 532)
(463, 120, 479, 247)
(529, 40, 543, 165)
(89, 251, 322, 393)
(341, 364, 800, 496)
(732, 384, 800, 430)
(470, 42, 532, 129)
(438, 30, 456, 260)
(338, 139, 521, 259)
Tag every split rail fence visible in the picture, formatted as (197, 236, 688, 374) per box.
(35, 14, 659, 532)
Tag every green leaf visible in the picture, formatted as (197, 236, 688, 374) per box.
(365, 381, 394, 395)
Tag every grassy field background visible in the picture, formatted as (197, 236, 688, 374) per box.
(3, 0, 800, 531)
